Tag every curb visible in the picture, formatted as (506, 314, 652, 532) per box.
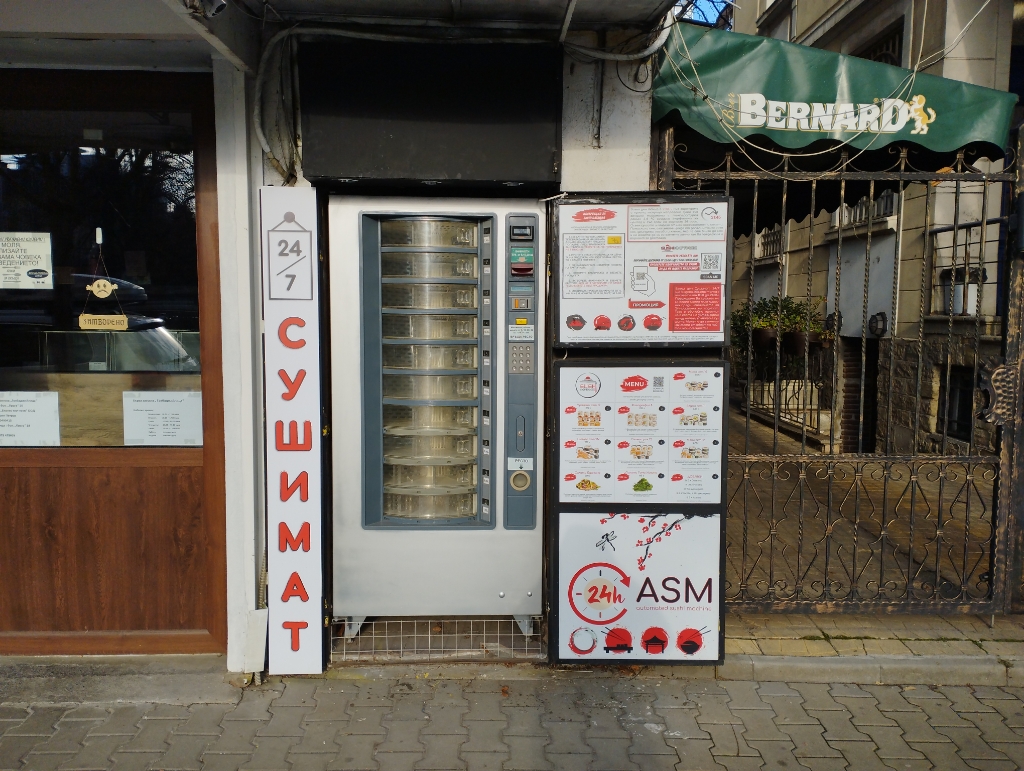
(714, 654, 1023, 686)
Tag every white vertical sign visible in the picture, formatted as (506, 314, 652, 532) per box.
(260, 187, 323, 674)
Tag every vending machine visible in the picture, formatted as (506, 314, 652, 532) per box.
(328, 198, 544, 624)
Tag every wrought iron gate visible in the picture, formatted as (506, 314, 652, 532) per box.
(659, 130, 1024, 613)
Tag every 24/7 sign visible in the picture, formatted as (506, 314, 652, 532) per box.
(268, 213, 313, 300)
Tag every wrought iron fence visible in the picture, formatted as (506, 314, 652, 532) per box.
(661, 132, 1024, 613)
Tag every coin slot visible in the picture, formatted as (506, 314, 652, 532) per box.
(510, 470, 531, 491)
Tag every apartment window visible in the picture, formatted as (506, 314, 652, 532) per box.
(853, 22, 904, 67)
(940, 366, 976, 442)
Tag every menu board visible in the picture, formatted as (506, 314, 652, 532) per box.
(0, 233, 53, 289)
(123, 391, 203, 446)
(0, 391, 60, 446)
(557, 200, 729, 346)
(558, 365, 725, 504)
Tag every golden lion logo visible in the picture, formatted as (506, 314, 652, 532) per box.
(909, 95, 936, 135)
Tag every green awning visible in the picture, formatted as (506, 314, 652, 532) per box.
(653, 23, 1017, 157)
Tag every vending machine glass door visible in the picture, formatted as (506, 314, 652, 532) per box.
(363, 217, 493, 527)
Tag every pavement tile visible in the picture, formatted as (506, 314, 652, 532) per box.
(834, 697, 898, 727)
(795, 760, 849, 771)
(907, 741, 977, 771)
(857, 726, 925, 759)
(539, 720, 587, 755)
(939, 687, 998, 713)
(148, 705, 192, 719)
(274, 679, 319, 708)
(464, 693, 505, 723)
(62, 707, 111, 721)
(31, 719, 102, 753)
(776, 724, 843, 758)
(980, 641, 1024, 657)
(326, 734, 381, 770)
(905, 696, 975, 727)
(830, 684, 872, 698)
(902, 687, 944, 699)
(933, 726, 1010, 760)
(118, 718, 178, 754)
(291, 721, 346, 754)
(650, 682, 695, 712)
(258, 706, 313, 737)
(424, 682, 468, 709)
(720, 682, 771, 710)
(654, 707, 709, 740)
(621, 720, 674, 755)
(762, 695, 820, 724)
(980, 699, 1024, 727)
(499, 708, 545, 738)
(376, 721, 427, 753)
(887, 710, 955, 743)
(829, 740, 892, 771)
(375, 753, 421, 771)
(501, 736, 551, 771)
(241, 736, 300, 770)
(704, 724, 758, 757)
(0, 708, 30, 722)
(461, 721, 507, 754)
(536, 755, 587, 771)
(461, 752, 508, 771)
(285, 757, 337, 771)
(342, 708, 389, 736)
(587, 738, 638, 771)
(790, 683, 846, 711)
(415, 735, 467, 769)
(725, 639, 761, 655)
(691, 695, 743, 725)
(501, 683, 541, 708)
(684, 683, 728, 698)
(225, 690, 281, 723)
(309, 686, 355, 721)
(86, 706, 152, 737)
(904, 640, 986, 656)
(421, 706, 468, 736)
(713, 757, 767, 771)
(109, 751, 165, 771)
(156, 733, 215, 770)
(351, 681, 394, 708)
(733, 707, 788, 741)
(863, 639, 914, 656)
(962, 762, 1019, 771)
(7, 707, 66, 737)
(581, 708, 629, 739)
(665, 738, 726, 770)
(974, 688, 1018, 700)
(0, 734, 45, 768)
(0, 721, 21, 741)
(201, 754, 253, 771)
(989, 742, 1024, 768)
(747, 739, 803, 769)
(203, 720, 260, 755)
(807, 709, 869, 742)
(623, 754, 677, 770)
(961, 712, 1024, 744)
(175, 704, 231, 736)
(755, 683, 801, 697)
(879, 761, 931, 771)
(388, 695, 427, 723)
(537, 691, 585, 723)
(58, 734, 128, 770)
(20, 753, 75, 771)
(757, 638, 836, 656)
(863, 686, 920, 713)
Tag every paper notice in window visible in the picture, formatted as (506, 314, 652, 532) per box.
(123, 391, 203, 446)
(0, 392, 60, 446)
(561, 233, 625, 298)
(669, 284, 722, 332)
(0, 233, 53, 289)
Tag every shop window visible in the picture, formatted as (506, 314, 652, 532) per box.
(0, 109, 202, 446)
(940, 366, 976, 443)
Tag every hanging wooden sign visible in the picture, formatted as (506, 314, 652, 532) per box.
(78, 314, 128, 330)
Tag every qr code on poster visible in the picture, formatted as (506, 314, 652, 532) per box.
(701, 253, 722, 271)
(653, 377, 664, 389)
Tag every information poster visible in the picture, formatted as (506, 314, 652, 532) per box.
(559, 365, 725, 504)
(123, 391, 203, 446)
(557, 511, 721, 663)
(0, 233, 53, 289)
(557, 200, 728, 345)
(0, 392, 60, 446)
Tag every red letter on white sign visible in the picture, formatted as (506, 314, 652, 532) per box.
(278, 369, 306, 400)
(282, 620, 308, 651)
(279, 521, 311, 552)
(278, 317, 306, 349)
(280, 471, 309, 502)
(275, 420, 312, 451)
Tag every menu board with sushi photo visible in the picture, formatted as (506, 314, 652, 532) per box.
(558, 364, 727, 505)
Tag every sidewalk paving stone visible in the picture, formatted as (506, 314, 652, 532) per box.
(0, 734, 45, 769)
(152, 732, 213, 770)
(326, 734, 381, 770)
(241, 735, 299, 769)
(933, 726, 1011, 760)
(290, 719, 346, 753)
(376, 720, 427, 753)
(30, 718, 102, 753)
(460, 719, 507, 753)
(85, 706, 151, 737)
(586, 737, 638, 771)
(175, 704, 231, 736)
(905, 696, 976, 726)
(421, 705, 469, 735)
(499, 707, 546, 738)
(939, 687, 999, 713)
(502, 735, 551, 770)
(463, 693, 505, 722)
(415, 734, 467, 769)
(460, 752, 508, 771)
(59, 735, 128, 770)
(109, 751, 165, 771)
(6, 707, 66, 736)
(834, 696, 899, 726)
(775, 722, 843, 757)
(665, 737, 726, 770)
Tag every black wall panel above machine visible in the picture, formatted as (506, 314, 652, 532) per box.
(298, 41, 562, 186)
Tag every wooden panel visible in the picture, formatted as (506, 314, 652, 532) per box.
(0, 465, 209, 633)
(0, 630, 221, 655)
(0, 448, 202, 468)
